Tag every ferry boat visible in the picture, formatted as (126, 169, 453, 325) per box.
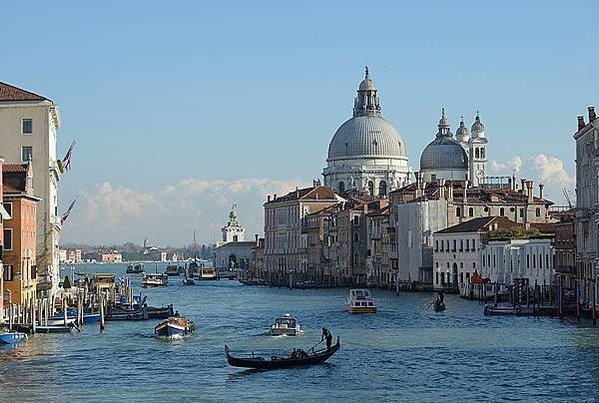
(0, 331, 28, 344)
(198, 267, 218, 281)
(270, 313, 300, 336)
(346, 289, 377, 314)
(126, 263, 144, 274)
(142, 272, 168, 287)
(154, 316, 195, 337)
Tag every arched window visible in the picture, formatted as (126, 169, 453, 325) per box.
(456, 207, 461, 217)
(379, 181, 387, 196)
(481, 148, 485, 159)
(536, 208, 541, 217)
(475, 148, 480, 159)
(368, 181, 374, 196)
(468, 207, 474, 217)
(499, 207, 505, 216)
(338, 181, 345, 192)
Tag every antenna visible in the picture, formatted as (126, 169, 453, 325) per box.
(563, 189, 573, 209)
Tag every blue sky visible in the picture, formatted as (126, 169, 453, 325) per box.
(1, 1, 597, 245)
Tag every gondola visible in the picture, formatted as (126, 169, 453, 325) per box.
(433, 301, 446, 312)
(225, 337, 340, 369)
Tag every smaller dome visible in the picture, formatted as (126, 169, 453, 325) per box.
(456, 117, 470, 143)
(359, 78, 377, 91)
(471, 113, 485, 136)
(420, 137, 468, 171)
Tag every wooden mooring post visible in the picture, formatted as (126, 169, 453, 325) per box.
(99, 294, 105, 332)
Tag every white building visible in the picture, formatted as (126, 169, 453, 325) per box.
(0, 82, 62, 301)
(323, 68, 410, 196)
(221, 204, 244, 243)
(574, 105, 599, 308)
(215, 206, 254, 271)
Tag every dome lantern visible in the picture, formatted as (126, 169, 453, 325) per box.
(353, 66, 381, 117)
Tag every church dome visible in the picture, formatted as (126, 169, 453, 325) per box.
(420, 109, 468, 171)
(455, 117, 470, 143)
(471, 112, 485, 137)
(327, 67, 406, 161)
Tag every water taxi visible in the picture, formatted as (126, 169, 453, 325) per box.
(142, 272, 168, 287)
(346, 289, 377, 314)
(198, 267, 218, 281)
(154, 316, 195, 338)
(270, 313, 300, 336)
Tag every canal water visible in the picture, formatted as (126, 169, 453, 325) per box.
(1, 263, 598, 402)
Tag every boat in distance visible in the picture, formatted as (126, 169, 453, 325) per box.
(154, 316, 195, 337)
(142, 272, 168, 287)
(126, 263, 144, 274)
(346, 289, 377, 314)
(225, 337, 340, 369)
(198, 267, 218, 281)
(165, 265, 182, 276)
(270, 313, 300, 336)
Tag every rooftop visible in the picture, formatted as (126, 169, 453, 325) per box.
(0, 82, 50, 102)
(266, 186, 340, 204)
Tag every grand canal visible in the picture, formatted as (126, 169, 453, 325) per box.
(1, 263, 598, 401)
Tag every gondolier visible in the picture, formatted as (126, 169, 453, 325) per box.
(322, 327, 333, 350)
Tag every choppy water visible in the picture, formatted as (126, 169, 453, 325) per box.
(1, 263, 599, 402)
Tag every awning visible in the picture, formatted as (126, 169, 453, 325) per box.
(0, 204, 11, 220)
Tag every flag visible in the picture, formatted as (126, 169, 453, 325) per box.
(61, 140, 76, 172)
(60, 198, 77, 227)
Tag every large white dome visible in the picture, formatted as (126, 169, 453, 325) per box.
(327, 116, 406, 161)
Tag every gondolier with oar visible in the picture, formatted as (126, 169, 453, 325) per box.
(321, 327, 333, 350)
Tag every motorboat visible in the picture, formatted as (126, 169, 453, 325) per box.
(126, 263, 144, 274)
(154, 316, 195, 337)
(198, 267, 218, 281)
(182, 277, 196, 286)
(484, 303, 534, 316)
(35, 323, 76, 333)
(142, 272, 168, 287)
(146, 304, 174, 319)
(270, 313, 300, 336)
(165, 265, 182, 276)
(346, 289, 377, 314)
(0, 331, 28, 344)
(48, 309, 101, 324)
(225, 337, 340, 369)
(106, 306, 149, 321)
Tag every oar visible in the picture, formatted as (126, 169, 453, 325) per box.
(308, 338, 324, 353)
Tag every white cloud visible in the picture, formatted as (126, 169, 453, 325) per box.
(62, 177, 309, 246)
(530, 154, 574, 188)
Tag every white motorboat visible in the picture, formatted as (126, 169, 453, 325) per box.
(270, 313, 300, 336)
(346, 289, 377, 314)
(143, 272, 168, 287)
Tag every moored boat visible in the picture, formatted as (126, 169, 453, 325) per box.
(346, 289, 377, 314)
(198, 267, 218, 281)
(107, 305, 149, 321)
(48, 309, 101, 324)
(0, 331, 28, 344)
(146, 304, 174, 319)
(143, 272, 168, 287)
(165, 265, 182, 276)
(225, 337, 340, 369)
(270, 313, 300, 336)
(154, 316, 195, 337)
(35, 323, 75, 334)
(126, 263, 144, 274)
(484, 303, 534, 316)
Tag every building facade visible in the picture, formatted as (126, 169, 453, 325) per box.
(323, 68, 410, 196)
(574, 105, 599, 311)
(0, 82, 62, 302)
(2, 163, 39, 306)
(221, 204, 244, 243)
(214, 206, 254, 271)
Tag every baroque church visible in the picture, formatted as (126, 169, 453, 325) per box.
(322, 68, 488, 191)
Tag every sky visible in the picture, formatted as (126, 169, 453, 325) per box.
(1, 0, 597, 246)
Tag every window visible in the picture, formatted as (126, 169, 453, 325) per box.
(539, 253, 542, 269)
(468, 207, 474, 217)
(22, 118, 32, 134)
(233, 235, 238, 242)
(4, 229, 13, 251)
(527, 254, 530, 269)
(22, 146, 33, 162)
(440, 240, 444, 252)
(379, 181, 387, 197)
(475, 148, 480, 159)
(460, 272, 464, 284)
(354, 233, 359, 243)
(536, 208, 541, 217)
(2, 265, 13, 281)
(533, 254, 536, 268)
(3, 202, 12, 219)
(436, 272, 439, 285)
(520, 208, 525, 218)
(472, 239, 476, 250)
(452, 239, 456, 252)
(481, 148, 485, 159)
(499, 207, 505, 216)
(338, 181, 345, 192)
(435, 240, 439, 252)
(466, 239, 470, 251)
(459, 239, 463, 252)
(456, 207, 461, 217)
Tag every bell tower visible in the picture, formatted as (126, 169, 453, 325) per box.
(221, 204, 245, 243)
(469, 112, 488, 187)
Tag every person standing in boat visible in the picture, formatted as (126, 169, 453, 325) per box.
(322, 327, 333, 350)
(439, 290, 444, 304)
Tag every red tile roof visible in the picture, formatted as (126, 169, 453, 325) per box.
(267, 186, 339, 204)
(2, 183, 22, 194)
(0, 82, 49, 102)
(3, 164, 28, 173)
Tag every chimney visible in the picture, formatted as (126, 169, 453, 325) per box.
(577, 115, 586, 131)
(512, 174, 517, 191)
(521, 179, 526, 194)
(589, 106, 597, 122)
(255, 233, 259, 246)
(296, 187, 300, 198)
(526, 181, 534, 203)
(267, 195, 271, 202)
(539, 183, 545, 200)
(273, 194, 277, 200)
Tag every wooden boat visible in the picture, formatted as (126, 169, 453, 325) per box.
(0, 331, 28, 344)
(142, 272, 168, 287)
(147, 304, 174, 319)
(46, 316, 77, 326)
(126, 263, 144, 274)
(198, 267, 218, 281)
(48, 309, 101, 324)
(484, 303, 534, 316)
(106, 306, 149, 321)
(346, 289, 377, 314)
(35, 323, 75, 334)
(154, 316, 195, 337)
(433, 301, 446, 312)
(225, 337, 340, 369)
(270, 313, 300, 336)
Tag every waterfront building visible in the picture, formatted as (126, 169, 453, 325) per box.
(0, 82, 62, 302)
(322, 68, 410, 196)
(365, 203, 392, 287)
(100, 251, 123, 263)
(263, 186, 343, 285)
(214, 205, 254, 271)
(0, 158, 5, 317)
(249, 235, 265, 279)
(553, 210, 576, 289)
(59, 249, 67, 263)
(67, 249, 82, 263)
(389, 178, 554, 288)
(2, 163, 39, 305)
(574, 105, 599, 310)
